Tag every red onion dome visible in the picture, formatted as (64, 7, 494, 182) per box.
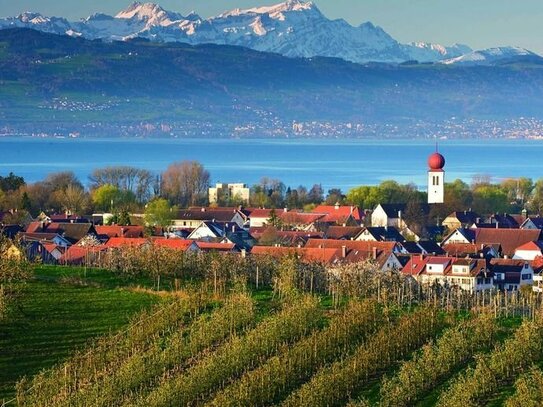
(428, 152, 445, 170)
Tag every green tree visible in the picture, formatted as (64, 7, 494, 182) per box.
(529, 178, 543, 213)
(20, 192, 32, 213)
(144, 198, 175, 228)
(92, 184, 135, 212)
(472, 184, 509, 214)
(0, 172, 25, 192)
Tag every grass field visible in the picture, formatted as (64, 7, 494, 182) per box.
(0, 266, 159, 401)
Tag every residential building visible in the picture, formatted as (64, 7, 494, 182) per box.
(209, 183, 250, 205)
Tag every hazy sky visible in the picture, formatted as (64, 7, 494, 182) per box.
(1, 0, 542, 53)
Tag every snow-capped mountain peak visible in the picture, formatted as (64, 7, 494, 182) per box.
(442, 46, 538, 65)
(18, 12, 48, 23)
(115, 2, 186, 26)
(0, 1, 539, 65)
(217, 0, 318, 19)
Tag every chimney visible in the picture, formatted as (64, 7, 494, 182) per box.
(372, 247, 378, 260)
(335, 202, 340, 210)
(341, 245, 347, 258)
(201, 207, 205, 212)
(283, 207, 288, 213)
(241, 248, 246, 258)
(232, 225, 236, 233)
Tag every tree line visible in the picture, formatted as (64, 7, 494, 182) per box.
(1, 164, 543, 226)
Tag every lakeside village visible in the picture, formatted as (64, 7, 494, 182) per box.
(1, 151, 543, 294)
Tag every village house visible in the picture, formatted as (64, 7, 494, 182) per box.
(310, 204, 364, 226)
(187, 221, 255, 251)
(370, 203, 427, 241)
(324, 226, 364, 240)
(520, 216, 543, 230)
(172, 207, 246, 229)
(441, 242, 499, 259)
(18, 232, 72, 248)
(442, 210, 480, 230)
(513, 241, 543, 260)
(490, 259, 533, 291)
(475, 228, 542, 258)
(371, 204, 407, 228)
(303, 239, 403, 271)
(356, 226, 405, 242)
(26, 221, 98, 246)
(441, 228, 476, 245)
(446, 258, 494, 292)
(95, 225, 144, 239)
(249, 227, 323, 247)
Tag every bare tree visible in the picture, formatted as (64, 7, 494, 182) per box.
(89, 166, 155, 203)
(161, 161, 210, 207)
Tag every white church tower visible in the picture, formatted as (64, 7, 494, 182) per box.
(427, 150, 445, 204)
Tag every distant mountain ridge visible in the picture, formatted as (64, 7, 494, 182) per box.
(0, 0, 538, 64)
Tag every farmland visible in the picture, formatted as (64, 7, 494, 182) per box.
(1, 259, 542, 406)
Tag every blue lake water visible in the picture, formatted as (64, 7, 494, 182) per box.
(1, 137, 542, 191)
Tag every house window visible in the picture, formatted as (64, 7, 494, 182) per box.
(522, 274, 532, 280)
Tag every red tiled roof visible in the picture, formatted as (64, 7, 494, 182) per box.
(249, 227, 323, 242)
(59, 245, 106, 264)
(304, 238, 398, 252)
(249, 209, 274, 219)
(251, 246, 342, 264)
(312, 205, 364, 221)
(325, 226, 364, 240)
(153, 238, 195, 251)
(104, 237, 149, 248)
(196, 242, 236, 251)
(26, 221, 43, 233)
(531, 256, 543, 273)
(42, 243, 62, 254)
(442, 243, 480, 256)
(279, 211, 325, 225)
(514, 241, 543, 252)
(402, 256, 429, 276)
(95, 225, 144, 238)
(475, 229, 542, 256)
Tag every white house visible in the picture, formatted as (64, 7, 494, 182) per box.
(513, 241, 543, 260)
(371, 204, 406, 228)
(446, 259, 494, 292)
(441, 228, 476, 246)
(172, 208, 245, 230)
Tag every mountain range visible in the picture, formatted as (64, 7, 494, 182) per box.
(1, 27, 543, 139)
(0, 0, 539, 65)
